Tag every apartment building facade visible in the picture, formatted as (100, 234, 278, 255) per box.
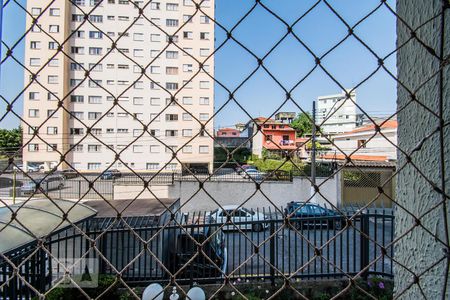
(316, 90, 357, 135)
(22, 0, 215, 172)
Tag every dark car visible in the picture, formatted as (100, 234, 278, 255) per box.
(100, 169, 122, 180)
(284, 202, 346, 230)
(48, 169, 78, 180)
(168, 216, 227, 279)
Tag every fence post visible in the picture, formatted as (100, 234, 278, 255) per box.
(360, 213, 370, 280)
(78, 180, 81, 200)
(269, 220, 275, 287)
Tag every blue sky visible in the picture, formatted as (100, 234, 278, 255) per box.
(0, 0, 397, 129)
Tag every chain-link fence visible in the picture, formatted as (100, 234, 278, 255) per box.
(0, 0, 449, 299)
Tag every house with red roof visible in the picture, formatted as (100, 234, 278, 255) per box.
(330, 120, 398, 161)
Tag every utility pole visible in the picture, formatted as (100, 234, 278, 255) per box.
(310, 101, 317, 202)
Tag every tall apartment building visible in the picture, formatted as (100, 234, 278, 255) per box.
(22, 0, 215, 172)
(316, 89, 357, 135)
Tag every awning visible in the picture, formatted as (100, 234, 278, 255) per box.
(0, 199, 97, 254)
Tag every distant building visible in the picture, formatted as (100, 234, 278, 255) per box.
(216, 128, 240, 137)
(247, 117, 307, 158)
(330, 120, 398, 161)
(316, 90, 357, 134)
(275, 112, 296, 124)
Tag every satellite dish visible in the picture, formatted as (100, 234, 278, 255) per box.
(186, 287, 206, 300)
(142, 283, 164, 300)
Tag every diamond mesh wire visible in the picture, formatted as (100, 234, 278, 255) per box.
(0, 0, 449, 299)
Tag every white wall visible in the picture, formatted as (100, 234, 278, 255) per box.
(114, 175, 341, 212)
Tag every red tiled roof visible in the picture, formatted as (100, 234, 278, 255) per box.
(218, 128, 239, 132)
(320, 154, 389, 161)
(340, 120, 397, 135)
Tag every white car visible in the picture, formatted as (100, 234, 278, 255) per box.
(208, 205, 268, 231)
(243, 169, 266, 181)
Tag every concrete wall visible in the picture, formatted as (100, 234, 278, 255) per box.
(396, 0, 449, 298)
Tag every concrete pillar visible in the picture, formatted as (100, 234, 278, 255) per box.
(396, 0, 449, 298)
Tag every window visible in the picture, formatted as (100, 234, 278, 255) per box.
(70, 128, 84, 135)
(150, 34, 161, 42)
(48, 93, 58, 101)
(133, 97, 144, 105)
(71, 47, 84, 54)
(183, 0, 193, 6)
(150, 18, 161, 26)
(200, 81, 210, 89)
(89, 47, 102, 55)
(182, 145, 193, 153)
(183, 15, 193, 23)
(106, 128, 114, 134)
(150, 129, 160, 137)
(167, 2, 179, 10)
(30, 41, 41, 49)
(182, 97, 193, 105)
(117, 128, 129, 134)
(88, 145, 101, 153)
(133, 129, 142, 137)
(166, 19, 179, 27)
(89, 63, 102, 72)
(46, 144, 57, 153)
(89, 31, 103, 39)
(47, 109, 57, 118)
(183, 64, 193, 72)
(167, 35, 179, 43)
(134, 81, 144, 89)
(49, 59, 59, 67)
(183, 113, 193, 121)
(88, 96, 102, 104)
(89, 79, 102, 87)
(166, 114, 178, 121)
(72, 14, 84, 22)
(87, 163, 101, 170)
(28, 144, 39, 152)
(183, 31, 193, 39)
(133, 145, 143, 153)
(200, 15, 210, 24)
(182, 129, 192, 137)
(358, 140, 367, 148)
(88, 112, 102, 120)
(165, 130, 178, 137)
(199, 145, 209, 154)
(70, 111, 84, 119)
(133, 49, 144, 57)
(200, 48, 210, 56)
(47, 127, 58, 135)
(150, 113, 160, 122)
(107, 16, 115, 21)
(199, 97, 210, 105)
(183, 80, 193, 89)
(49, 42, 58, 50)
(71, 95, 84, 103)
(183, 47, 193, 56)
(49, 8, 60, 16)
(166, 67, 178, 75)
(201, 0, 211, 7)
(29, 58, 40, 67)
(133, 33, 144, 41)
(150, 66, 161, 74)
(118, 112, 128, 117)
(133, 113, 143, 120)
(71, 145, 84, 152)
(166, 145, 177, 153)
(118, 16, 129, 21)
(200, 32, 210, 40)
(89, 15, 103, 23)
(149, 145, 160, 153)
(31, 25, 41, 33)
(146, 163, 159, 170)
(74, 0, 85, 5)
(49, 25, 59, 33)
(166, 51, 178, 59)
(31, 7, 41, 16)
(29, 92, 40, 100)
(150, 50, 160, 58)
(166, 82, 178, 90)
(48, 75, 58, 84)
(199, 113, 209, 121)
(150, 2, 160, 10)
(28, 109, 39, 118)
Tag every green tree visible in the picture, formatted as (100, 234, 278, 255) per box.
(290, 112, 313, 137)
(0, 127, 22, 156)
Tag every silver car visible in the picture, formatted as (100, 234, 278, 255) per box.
(20, 176, 64, 195)
(208, 205, 268, 231)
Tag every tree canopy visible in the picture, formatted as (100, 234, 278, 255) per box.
(290, 112, 313, 137)
(0, 127, 22, 156)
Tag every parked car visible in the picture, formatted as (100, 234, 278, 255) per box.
(236, 165, 257, 174)
(101, 169, 121, 180)
(284, 201, 346, 230)
(12, 164, 23, 172)
(26, 165, 40, 173)
(20, 176, 65, 195)
(169, 216, 227, 278)
(243, 169, 266, 181)
(48, 169, 78, 180)
(208, 205, 268, 232)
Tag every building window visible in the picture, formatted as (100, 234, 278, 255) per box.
(49, 59, 59, 67)
(88, 112, 102, 120)
(200, 32, 210, 40)
(71, 145, 84, 152)
(134, 49, 144, 57)
(87, 163, 101, 170)
(199, 145, 209, 154)
(150, 2, 160, 10)
(150, 34, 161, 42)
(166, 67, 178, 75)
(166, 145, 177, 153)
(166, 114, 178, 121)
(48, 93, 58, 101)
(165, 130, 178, 137)
(117, 128, 129, 133)
(166, 82, 178, 90)
(146, 163, 159, 170)
(47, 127, 58, 135)
(133, 129, 142, 137)
(150, 98, 160, 106)
(88, 96, 102, 104)
(89, 15, 103, 23)
(49, 8, 60, 16)
(28, 144, 39, 152)
(182, 145, 193, 153)
(182, 97, 193, 105)
(71, 95, 84, 103)
(183, 15, 193, 23)
(89, 47, 102, 55)
(89, 31, 103, 39)
(199, 113, 209, 121)
(71, 47, 84, 54)
(182, 129, 192, 137)
(150, 66, 161, 74)
(183, 64, 193, 72)
(29, 58, 40, 66)
(133, 97, 144, 105)
(183, 31, 193, 39)
(70, 111, 84, 119)
(70, 128, 84, 135)
(358, 140, 367, 148)
(199, 97, 210, 105)
(149, 145, 160, 153)
(200, 15, 210, 24)
(133, 145, 143, 153)
(133, 33, 144, 41)
(29, 92, 40, 100)
(167, 3, 178, 10)
(182, 113, 192, 121)
(166, 51, 178, 59)
(47, 144, 57, 152)
(31, 7, 41, 16)
(200, 48, 210, 56)
(49, 25, 60, 33)
(30, 41, 41, 49)
(166, 19, 179, 27)
(200, 81, 210, 89)
(28, 109, 39, 118)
